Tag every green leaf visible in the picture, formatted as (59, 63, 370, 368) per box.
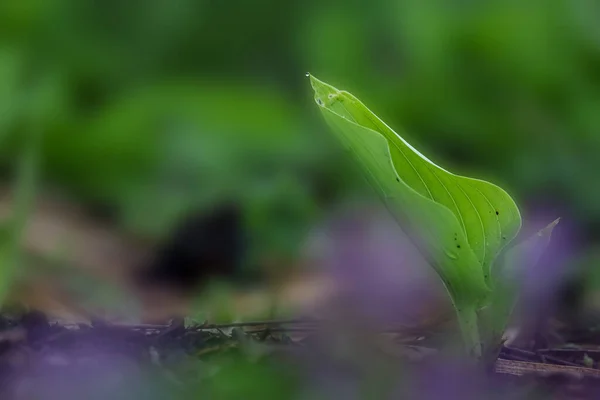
(309, 75, 522, 355)
(310, 76, 521, 283)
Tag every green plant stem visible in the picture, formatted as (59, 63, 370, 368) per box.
(0, 128, 42, 304)
(455, 303, 482, 358)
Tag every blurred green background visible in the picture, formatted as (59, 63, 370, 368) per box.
(1, 0, 600, 269)
(2, 0, 600, 398)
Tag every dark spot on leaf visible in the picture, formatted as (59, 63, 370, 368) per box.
(495, 211, 499, 215)
(317, 99, 323, 105)
(502, 236, 506, 240)
(457, 245, 461, 249)
(395, 177, 400, 182)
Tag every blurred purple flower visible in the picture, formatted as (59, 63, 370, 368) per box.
(304, 203, 448, 328)
(408, 358, 490, 400)
(292, 203, 594, 400)
(294, 338, 525, 400)
(9, 343, 153, 400)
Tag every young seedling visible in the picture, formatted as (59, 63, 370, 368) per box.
(309, 75, 556, 358)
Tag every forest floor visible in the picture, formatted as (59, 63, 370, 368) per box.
(1, 312, 600, 399)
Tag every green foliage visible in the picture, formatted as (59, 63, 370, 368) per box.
(1, 0, 596, 275)
(302, 0, 600, 226)
(27, 79, 346, 265)
(309, 75, 555, 357)
(310, 76, 522, 284)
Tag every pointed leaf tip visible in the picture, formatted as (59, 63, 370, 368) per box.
(538, 218, 560, 238)
(309, 75, 343, 108)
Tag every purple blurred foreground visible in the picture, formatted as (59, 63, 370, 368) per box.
(296, 203, 592, 399)
(304, 204, 449, 328)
